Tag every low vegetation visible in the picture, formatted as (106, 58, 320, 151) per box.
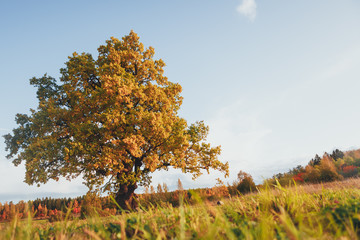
(1, 179, 360, 239)
(2, 148, 360, 239)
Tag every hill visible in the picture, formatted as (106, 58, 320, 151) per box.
(266, 148, 360, 186)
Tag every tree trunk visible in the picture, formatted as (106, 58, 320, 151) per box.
(115, 183, 138, 211)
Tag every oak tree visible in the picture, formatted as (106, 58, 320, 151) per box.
(4, 31, 229, 209)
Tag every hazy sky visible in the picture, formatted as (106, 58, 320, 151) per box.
(1, 0, 360, 203)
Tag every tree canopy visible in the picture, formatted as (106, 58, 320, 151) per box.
(4, 31, 229, 208)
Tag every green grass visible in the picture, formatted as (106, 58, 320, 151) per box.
(2, 180, 360, 239)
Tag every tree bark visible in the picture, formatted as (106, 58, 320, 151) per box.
(115, 183, 138, 211)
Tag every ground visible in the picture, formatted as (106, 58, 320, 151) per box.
(1, 178, 360, 239)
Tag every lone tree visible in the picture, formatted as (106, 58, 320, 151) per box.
(236, 171, 256, 194)
(4, 31, 229, 209)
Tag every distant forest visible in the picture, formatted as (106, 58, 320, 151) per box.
(1, 148, 360, 222)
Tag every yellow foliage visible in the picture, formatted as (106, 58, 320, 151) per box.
(4, 31, 229, 199)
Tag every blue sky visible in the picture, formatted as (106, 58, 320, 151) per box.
(1, 0, 360, 203)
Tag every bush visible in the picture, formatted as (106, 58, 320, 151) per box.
(341, 165, 359, 178)
(236, 171, 256, 194)
(303, 165, 321, 183)
(227, 185, 239, 196)
(48, 211, 64, 222)
(318, 157, 343, 182)
(304, 157, 342, 183)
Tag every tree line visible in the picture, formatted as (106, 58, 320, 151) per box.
(0, 177, 254, 222)
(266, 148, 360, 186)
(2, 147, 359, 222)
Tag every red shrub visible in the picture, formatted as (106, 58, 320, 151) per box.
(73, 207, 80, 214)
(341, 165, 358, 178)
(343, 165, 357, 173)
(293, 172, 305, 182)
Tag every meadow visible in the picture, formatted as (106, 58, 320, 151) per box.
(1, 178, 360, 239)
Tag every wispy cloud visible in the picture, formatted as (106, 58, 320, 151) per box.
(206, 100, 272, 183)
(237, 0, 257, 21)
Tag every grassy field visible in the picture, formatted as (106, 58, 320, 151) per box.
(1, 179, 360, 239)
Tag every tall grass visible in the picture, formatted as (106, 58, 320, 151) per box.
(1, 179, 360, 239)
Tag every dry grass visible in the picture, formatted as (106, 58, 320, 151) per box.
(2, 179, 360, 239)
(285, 177, 360, 194)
